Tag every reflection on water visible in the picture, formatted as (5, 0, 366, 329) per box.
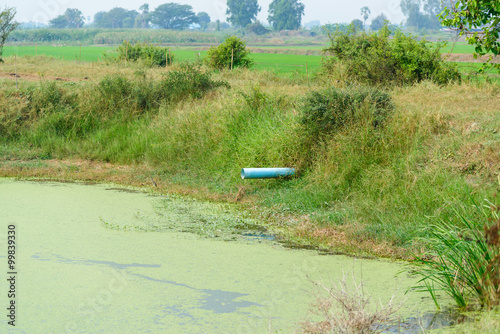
(32, 253, 262, 315)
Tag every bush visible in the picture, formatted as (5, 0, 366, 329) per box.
(117, 40, 173, 67)
(300, 86, 393, 138)
(204, 36, 254, 70)
(322, 25, 461, 86)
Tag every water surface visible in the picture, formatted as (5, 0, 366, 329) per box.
(0, 179, 443, 333)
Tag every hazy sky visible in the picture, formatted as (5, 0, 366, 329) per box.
(5, 0, 405, 26)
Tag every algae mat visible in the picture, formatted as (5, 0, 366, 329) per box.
(0, 179, 440, 333)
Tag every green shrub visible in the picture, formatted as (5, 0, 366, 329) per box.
(300, 86, 393, 138)
(117, 40, 173, 67)
(322, 25, 461, 86)
(204, 36, 254, 70)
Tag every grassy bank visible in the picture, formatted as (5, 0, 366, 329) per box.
(0, 55, 498, 260)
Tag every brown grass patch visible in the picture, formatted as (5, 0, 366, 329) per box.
(444, 53, 500, 63)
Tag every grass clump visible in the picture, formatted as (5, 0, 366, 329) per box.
(412, 201, 500, 310)
(322, 25, 461, 86)
(300, 85, 393, 138)
(116, 40, 173, 67)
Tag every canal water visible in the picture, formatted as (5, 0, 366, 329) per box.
(0, 179, 450, 333)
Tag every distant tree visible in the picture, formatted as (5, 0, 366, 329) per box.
(371, 13, 389, 30)
(197, 12, 211, 30)
(440, 0, 500, 71)
(150, 3, 198, 30)
(351, 19, 363, 31)
(360, 6, 371, 28)
(93, 7, 138, 28)
(0, 7, 19, 62)
(134, 3, 150, 29)
(422, 0, 443, 28)
(49, 15, 68, 29)
(400, 0, 441, 29)
(50, 8, 84, 28)
(268, 0, 305, 31)
(401, 0, 422, 28)
(226, 0, 260, 28)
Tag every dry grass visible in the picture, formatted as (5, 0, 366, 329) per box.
(300, 274, 404, 334)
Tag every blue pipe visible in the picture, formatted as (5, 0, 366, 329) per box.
(241, 168, 295, 179)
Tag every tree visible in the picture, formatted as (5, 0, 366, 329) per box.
(401, 0, 423, 28)
(360, 6, 371, 28)
(401, 0, 441, 29)
(351, 19, 363, 31)
(93, 8, 138, 28)
(268, 0, 305, 31)
(440, 0, 500, 71)
(197, 12, 211, 30)
(0, 7, 19, 62)
(371, 13, 389, 30)
(50, 8, 84, 28)
(134, 4, 150, 29)
(226, 0, 260, 28)
(205, 36, 254, 70)
(150, 3, 198, 30)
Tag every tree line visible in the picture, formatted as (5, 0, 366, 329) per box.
(47, 0, 307, 32)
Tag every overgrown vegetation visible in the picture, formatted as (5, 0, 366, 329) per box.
(322, 25, 461, 86)
(0, 64, 229, 143)
(413, 201, 500, 310)
(300, 86, 393, 138)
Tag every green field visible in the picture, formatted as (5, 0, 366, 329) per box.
(441, 41, 480, 54)
(4, 45, 115, 62)
(3, 45, 323, 75)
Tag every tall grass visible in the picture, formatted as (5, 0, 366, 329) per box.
(412, 201, 500, 309)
